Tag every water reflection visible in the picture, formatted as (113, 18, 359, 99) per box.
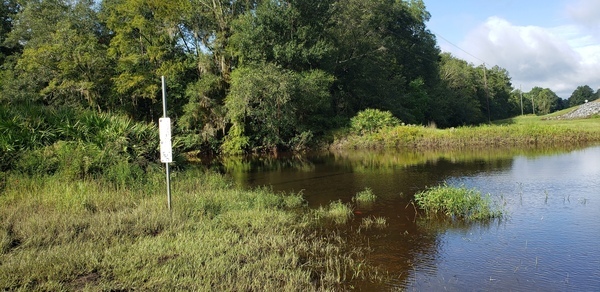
(216, 144, 600, 291)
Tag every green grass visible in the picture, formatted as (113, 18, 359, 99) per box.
(359, 216, 387, 230)
(332, 113, 600, 150)
(414, 184, 503, 221)
(352, 188, 377, 205)
(315, 200, 354, 225)
(0, 170, 379, 291)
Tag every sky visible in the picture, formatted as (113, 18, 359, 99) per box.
(425, 0, 600, 98)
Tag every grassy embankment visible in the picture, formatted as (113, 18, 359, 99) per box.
(0, 105, 390, 290)
(332, 111, 600, 150)
(0, 168, 383, 291)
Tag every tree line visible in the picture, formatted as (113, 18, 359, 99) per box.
(0, 0, 597, 157)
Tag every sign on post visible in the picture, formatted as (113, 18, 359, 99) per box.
(159, 117, 173, 163)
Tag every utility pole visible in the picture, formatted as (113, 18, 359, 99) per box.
(520, 85, 524, 116)
(483, 63, 490, 123)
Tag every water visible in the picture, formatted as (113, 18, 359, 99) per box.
(224, 146, 600, 291)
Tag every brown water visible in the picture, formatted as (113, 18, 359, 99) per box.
(223, 146, 600, 291)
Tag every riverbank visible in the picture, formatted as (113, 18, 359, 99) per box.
(331, 110, 600, 150)
(0, 169, 379, 290)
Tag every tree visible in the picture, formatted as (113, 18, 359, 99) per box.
(4, 0, 112, 109)
(0, 0, 19, 65)
(326, 0, 439, 124)
(435, 53, 483, 126)
(101, 0, 192, 120)
(568, 85, 595, 107)
(223, 63, 332, 154)
(528, 87, 561, 115)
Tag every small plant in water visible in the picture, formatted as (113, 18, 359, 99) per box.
(315, 200, 354, 225)
(360, 216, 388, 230)
(414, 184, 503, 220)
(353, 187, 377, 205)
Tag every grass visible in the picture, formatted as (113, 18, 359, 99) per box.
(315, 200, 354, 225)
(353, 188, 377, 205)
(0, 169, 379, 291)
(414, 184, 503, 221)
(359, 216, 387, 230)
(331, 113, 600, 150)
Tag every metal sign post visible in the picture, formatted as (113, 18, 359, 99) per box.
(159, 76, 173, 210)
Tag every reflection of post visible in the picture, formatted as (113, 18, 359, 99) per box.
(161, 76, 172, 211)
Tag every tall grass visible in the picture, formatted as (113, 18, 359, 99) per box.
(332, 117, 600, 150)
(0, 170, 378, 290)
(414, 184, 503, 221)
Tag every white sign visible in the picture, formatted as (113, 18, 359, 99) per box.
(159, 118, 173, 163)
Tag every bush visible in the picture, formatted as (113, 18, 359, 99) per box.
(350, 109, 401, 135)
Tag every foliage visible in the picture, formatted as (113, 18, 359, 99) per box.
(334, 117, 600, 150)
(568, 85, 597, 107)
(350, 109, 401, 135)
(527, 87, 564, 115)
(414, 184, 502, 220)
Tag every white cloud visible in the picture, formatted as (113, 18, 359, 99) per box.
(567, 0, 600, 35)
(453, 16, 600, 98)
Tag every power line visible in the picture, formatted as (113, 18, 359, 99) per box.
(432, 31, 488, 65)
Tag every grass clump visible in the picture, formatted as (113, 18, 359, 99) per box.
(315, 200, 354, 225)
(353, 187, 377, 205)
(360, 216, 387, 230)
(414, 184, 502, 221)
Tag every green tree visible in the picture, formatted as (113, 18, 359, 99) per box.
(3, 0, 112, 109)
(326, 0, 439, 124)
(528, 87, 561, 115)
(0, 0, 19, 65)
(568, 85, 595, 107)
(101, 0, 191, 119)
(223, 63, 332, 154)
(435, 53, 482, 126)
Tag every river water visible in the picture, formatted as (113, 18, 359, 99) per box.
(224, 145, 600, 291)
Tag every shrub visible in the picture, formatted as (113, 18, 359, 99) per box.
(350, 109, 401, 135)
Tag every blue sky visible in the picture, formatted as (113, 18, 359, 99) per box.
(424, 0, 600, 98)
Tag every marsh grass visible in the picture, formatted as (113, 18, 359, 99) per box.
(333, 116, 600, 150)
(315, 200, 354, 225)
(0, 170, 377, 291)
(414, 184, 503, 221)
(360, 216, 388, 230)
(353, 188, 377, 206)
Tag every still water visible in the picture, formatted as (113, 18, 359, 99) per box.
(225, 146, 600, 291)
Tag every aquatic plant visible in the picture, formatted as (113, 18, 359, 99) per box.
(353, 187, 377, 205)
(414, 184, 503, 221)
(360, 216, 388, 230)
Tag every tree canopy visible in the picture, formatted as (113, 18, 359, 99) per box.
(0, 0, 577, 156)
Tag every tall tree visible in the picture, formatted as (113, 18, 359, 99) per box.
(4, 0, 112, 109)
(528, 87, 561, 115)
(326, 0, 440, 124)
(101, 0, 192, 120)
(568, 85, 595, 107)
